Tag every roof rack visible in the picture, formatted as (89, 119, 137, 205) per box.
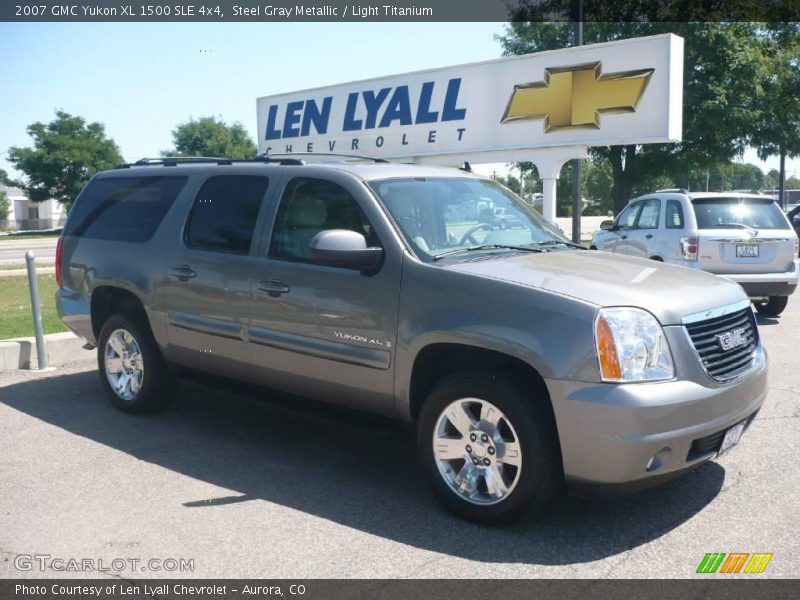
(115, 155, 304, 169)
(262, 152, 389, 164)
(655, 188, 690, 194)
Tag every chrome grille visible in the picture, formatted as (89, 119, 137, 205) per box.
(685, 307, 759, 382)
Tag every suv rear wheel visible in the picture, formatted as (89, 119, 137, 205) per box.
(754, 295, 789, 317)
(97, 314, 172, 413)
(417, 371, 560, 525)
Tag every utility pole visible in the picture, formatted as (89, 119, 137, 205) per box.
(778, 148, 786, 210)
(571, 0, 584, 244)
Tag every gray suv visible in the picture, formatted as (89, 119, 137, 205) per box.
(56, 156, 767, 524)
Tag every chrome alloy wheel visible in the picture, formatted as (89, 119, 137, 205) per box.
(104, 329, 144, 401)
(432, 398, 522, 505)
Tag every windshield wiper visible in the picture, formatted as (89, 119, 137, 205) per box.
(527, 240, 586, 250)
(432, 244, 544, 261)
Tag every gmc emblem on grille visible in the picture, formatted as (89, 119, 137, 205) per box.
(716, 328, 747, 351)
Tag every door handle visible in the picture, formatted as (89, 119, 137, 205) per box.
(645, 234, 654, 240)
(170, 265, 196, 280)
(258, 279, 290, 297)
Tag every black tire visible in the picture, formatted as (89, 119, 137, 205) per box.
(589, 245, 598, 250)
(416, 370, 561, 525)
(97, 313, 172, 413)
(754, 296, 788, 317)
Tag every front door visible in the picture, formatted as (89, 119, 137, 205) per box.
(161, 174, 271, 378)
(248, 174, 401, 414)
(625, 198, 661, 258)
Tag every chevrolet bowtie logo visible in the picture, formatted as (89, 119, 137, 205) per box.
(502, 62, 654, 131)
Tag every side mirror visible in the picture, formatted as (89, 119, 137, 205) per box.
(309, 229, 383, 270)
(600, 220, 615, 231)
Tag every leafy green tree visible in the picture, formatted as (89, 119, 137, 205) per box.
(765, 169, 780, 189)
(164, 116, 257, 159)
(7, 111, 123, 210)
(749, 23, 800, 204)
(0, 189, 10, 221)
(0, 168, 13, 186)
(498, 22, 770, 214)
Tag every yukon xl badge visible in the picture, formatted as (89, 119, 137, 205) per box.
(716, 328, 747, 351)
(333, 331, 391, 348)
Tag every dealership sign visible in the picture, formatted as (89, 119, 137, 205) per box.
(256, 34, 683, 162)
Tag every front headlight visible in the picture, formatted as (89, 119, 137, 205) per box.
(594, 307, 674, 382)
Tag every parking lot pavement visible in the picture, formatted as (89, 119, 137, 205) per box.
(0, 305, 797, 580)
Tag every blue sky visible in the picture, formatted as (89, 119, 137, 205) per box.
(0, 22, 796, 182)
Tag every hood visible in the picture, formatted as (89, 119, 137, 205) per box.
(445, 250, 747, 326)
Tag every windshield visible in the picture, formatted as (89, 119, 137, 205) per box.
(369, 177, 569, 261)
(692, 197, 791, 230)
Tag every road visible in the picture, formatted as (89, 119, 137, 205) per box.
(0, 238, 58, 265)
(0, 301, 797, 579)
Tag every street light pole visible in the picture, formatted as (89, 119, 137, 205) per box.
(571, 0, 584, 244)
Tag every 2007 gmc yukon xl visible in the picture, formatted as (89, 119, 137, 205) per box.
(56, 156, 768, 524)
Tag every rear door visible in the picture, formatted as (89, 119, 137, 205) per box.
(161, 174, 271, 378)
(692, 196, 796, 274)
(625, 198, 660, 258)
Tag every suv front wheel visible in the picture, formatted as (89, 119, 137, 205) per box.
(417, 371, 560, 525)
(97, 314, 172, 413)
(754, 295, 788, 317)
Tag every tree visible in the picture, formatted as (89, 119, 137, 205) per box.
(0, 189, 10, 221)
(0, 168, 13, 186)
(748, 23, 800, 206)
(7, 111, 122, 210)
(164, 116, 257, 159)
(498, 22, 770, 214)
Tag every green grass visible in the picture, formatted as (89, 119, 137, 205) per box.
(0, 274, 67, 340)
(0, 262, 54, 271)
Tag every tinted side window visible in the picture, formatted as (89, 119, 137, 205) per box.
(665, 200, 685, 229)
(185, 176, 269, 254)
(616, 202, 640, 229)
(270, 178, 378, 262)
(636, 199, 660, 229)
(65, 176, 187, 242)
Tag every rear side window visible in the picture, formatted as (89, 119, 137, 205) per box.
(665, 200, 684, 229)
(65, 176, 187, 242)
(185, 175, 269, 254)
(692, 197, 791, 230)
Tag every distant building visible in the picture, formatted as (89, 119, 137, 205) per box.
(0, 185, 67, 230)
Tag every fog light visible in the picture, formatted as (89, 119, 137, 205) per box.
(646, 447, 672, 472)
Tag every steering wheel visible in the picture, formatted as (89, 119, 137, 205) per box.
(458, 223, 494, 246)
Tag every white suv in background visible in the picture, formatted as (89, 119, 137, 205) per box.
(591, 190, 800, 316)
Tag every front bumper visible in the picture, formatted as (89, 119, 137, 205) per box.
(545, 345, 767, 496)
(718, 259, 800, 298)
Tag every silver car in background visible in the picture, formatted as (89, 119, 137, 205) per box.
(591, 190, 800, 316)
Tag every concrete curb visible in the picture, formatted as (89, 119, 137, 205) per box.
(0, 332, 95, 372)
(0, 267, 55, 278)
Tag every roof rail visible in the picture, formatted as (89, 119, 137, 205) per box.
(262, 152, 389, 164)
(655, 188, 690, 194)
(115, 155, 304, 169)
